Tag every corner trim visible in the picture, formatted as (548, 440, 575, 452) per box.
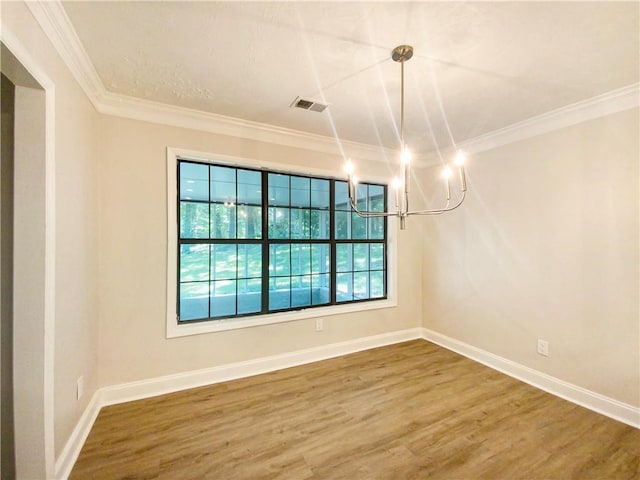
(460, 83, 640, 154)
(98, 91, 396, 161)
(420, 328, 640, 429)
(53, 392, 101, 480)
(25, 1, 104, 107)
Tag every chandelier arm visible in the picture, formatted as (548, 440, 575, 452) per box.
(405, 191, 466, 216)
(348, 197, 397, 217)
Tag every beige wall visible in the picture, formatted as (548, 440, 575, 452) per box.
(2, 0, 101, 464)
(96, 116, 423, 387)
(421, 108, 640, 407)
(3, 0, 639, 471)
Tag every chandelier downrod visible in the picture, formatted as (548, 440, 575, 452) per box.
(344, 45, 468, 230)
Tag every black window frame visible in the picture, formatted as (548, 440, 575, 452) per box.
(176, 159, 388, 323)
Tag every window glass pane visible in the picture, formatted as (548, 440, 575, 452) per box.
(311, 179, 330, 209)
(355, 184, 368, 210)
(335, 211, 350, 239)
(291, 275, 311, 307)
(335, 181, 349, 211)
(368, 185, 385, 212)
(351, 213, 367, 239)
(180, 244, 209, 282)
(211, 244, 236, 280)
(353, 243, 369, 271)
(370, 271, 384, 298)
(268, 173, 289, 206)
(237, 206, 262, 239)
(336, 244, 352, 272)
(180, 202, 209, 239)
(211, 203, 235, 239)
(211, 280, 236, 317)
(269, 277, 291, 310)
(312, 273, 330, 305)
(290, 176, 310, 208)
(370, 243, 384, 270)
(290, 209, 310, 239)
(336, 272, 353, 302)
(354, 272, 369, 300)
(311, 244, 330, 274)
(179, 282, 209, 320)
(237, 169, 262, 205)
(250, 245, 263, 278)
(180, 162, 209, 201)
(291, 244, 311, 275)
(210, 166, 236, 203)
(268, 207, 290, 238)
(237, 244, 262, 278)
(247, 278, 262, 293)
(369, 217, 384, 239)
(310, 210, 329, 239)
(269, 244, 290, 276)
(238, 278, 261, 315)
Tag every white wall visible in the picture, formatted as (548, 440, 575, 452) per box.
(1, 0, 101, 468)
(421, 108, 639, 407)
(96, 115, 423, 387)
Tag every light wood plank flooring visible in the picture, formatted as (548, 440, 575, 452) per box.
(70, 340, 640, 479)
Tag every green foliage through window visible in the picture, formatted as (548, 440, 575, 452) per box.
(177, 160, 387, 322)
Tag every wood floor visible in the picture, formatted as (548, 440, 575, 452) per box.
(70, 340, 640, 479)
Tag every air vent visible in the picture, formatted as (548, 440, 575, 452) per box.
(291, 96, 328, 113)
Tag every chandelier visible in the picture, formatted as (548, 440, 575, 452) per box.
(344, 45, 467, 230)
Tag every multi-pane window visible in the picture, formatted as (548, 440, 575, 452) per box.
(177, 160, 386, 323)
(335, 181, 386, 302)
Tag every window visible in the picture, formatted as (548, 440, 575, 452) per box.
(176, 159, 388, 324)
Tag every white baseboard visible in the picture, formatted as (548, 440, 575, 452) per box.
(55, 326, 639, 478)
(99, 328, 422, 406)
(54, 328, 422, 478)
(54, 390, 101, 480)
(420, 327, 640, 429)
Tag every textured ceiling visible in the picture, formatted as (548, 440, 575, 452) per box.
(62, 1, 639, 155)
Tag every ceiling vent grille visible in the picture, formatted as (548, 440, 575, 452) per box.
(291, 96, 328, 113)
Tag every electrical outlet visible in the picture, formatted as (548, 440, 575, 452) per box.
(537, 339, 549, 357)
(315, 318, 324, 332)
(77, 375, 84, 400)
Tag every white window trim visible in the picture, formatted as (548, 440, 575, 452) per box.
(166, 147, 398, 338)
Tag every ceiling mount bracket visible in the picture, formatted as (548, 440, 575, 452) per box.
(392, 45, 414, 63)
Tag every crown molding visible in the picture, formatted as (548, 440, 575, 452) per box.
(96, 90, 396, 162)
(26, 0, 104, 107)
(25, 0, 396, 162)
(460, 83, 640, 155)
(28, 0, 640, 163)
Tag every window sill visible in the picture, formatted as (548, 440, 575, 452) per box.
(166, 297, 397, 338)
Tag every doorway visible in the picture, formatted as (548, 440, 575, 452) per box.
(1, 41, 51, 479)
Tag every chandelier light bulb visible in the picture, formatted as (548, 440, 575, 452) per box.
(455, 151, 466, 166)
(352, 174, 359, 186)
(345, 159, 355, 175)
(401, 146, 412, 165)
(442, 166, 453, 179)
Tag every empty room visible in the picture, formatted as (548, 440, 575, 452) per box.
(1, 1, 638, 479)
